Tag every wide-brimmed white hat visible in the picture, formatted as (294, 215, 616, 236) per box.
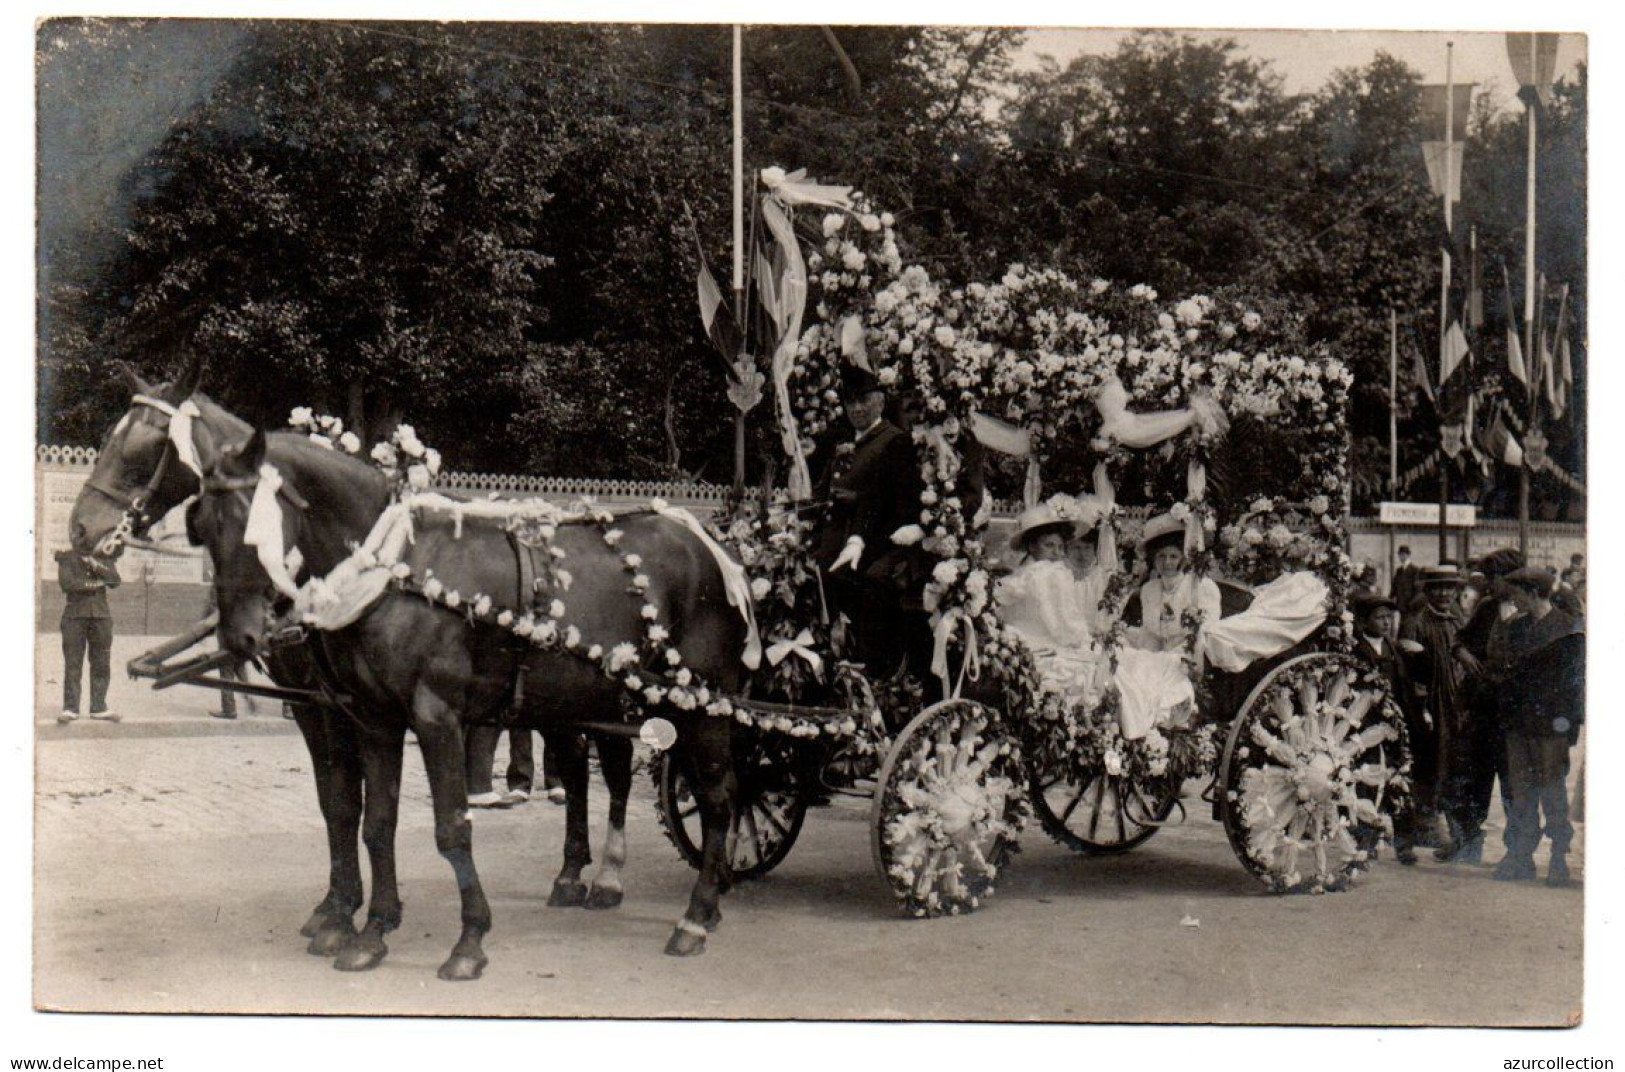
(1010, 494, 1107, 555)
(1137, 511, 1186, 556)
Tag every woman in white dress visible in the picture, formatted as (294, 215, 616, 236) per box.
(1131, 512, 1223, 654)
(997, 500, 1108, 704)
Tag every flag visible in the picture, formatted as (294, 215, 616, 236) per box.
(1419, 84, 1474, 142)
(1483, 409, 1525, 467)
(1506, 33, 1561, 109)
(1466, 228, 1484, 332)
(1502, 264, 1527, 385)
(1419, 142, 1466, 205)
(697, 258, 743, 366)
(1412, 338, 1435, 403)
(1440, 320, 1470, 385)
(1544, 284, 1571, 419)
(1558, 336, 1574, 415)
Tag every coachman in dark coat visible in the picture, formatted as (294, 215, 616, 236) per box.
(1488, 567, 1585, 886)
(1397, 565, 1466, 856)
(810, 365, 928, 680)
(55, 548, 121, 722)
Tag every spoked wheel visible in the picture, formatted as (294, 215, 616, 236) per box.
(1029, 765, 1182, 855)
(870, 699, 1023, 918)
(653, 731, 811, 880)
(1219, 652, 1408, 894)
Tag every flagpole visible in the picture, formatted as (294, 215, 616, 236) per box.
(1389, 307, 1399, 585)
(1437, 41, 1454, 562)
(731, 24, 746, 495)
(1518, 33, 1538, 558)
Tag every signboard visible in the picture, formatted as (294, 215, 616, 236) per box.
(36, 467, 205, 584)
(1378, 501, 1477, 528)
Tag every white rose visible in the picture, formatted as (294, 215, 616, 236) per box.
(822, 213, 846, 237)
(289, 407, 314, 428)
(750, 576, 772, 600)
(370, 441, 398, 467)
(933, 325, 957, 347)
(859, 213, 881, 232)
(1242, 311, 1262, 331)
(338, 431, 361, 454)
(407, 464, 431, 489)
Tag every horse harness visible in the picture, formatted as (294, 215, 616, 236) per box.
(81, 394, 198, 546)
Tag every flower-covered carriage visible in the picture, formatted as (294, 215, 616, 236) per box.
(652, 169, 1411, 912)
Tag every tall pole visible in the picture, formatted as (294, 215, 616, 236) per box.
(1389, 307, 1399, 584)
(1518, 33, 1539, 558)
(731, 25, 746, 494)
(1437, 42, 1454, 561)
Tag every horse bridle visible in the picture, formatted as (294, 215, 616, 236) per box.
(82, 394, 193, 549)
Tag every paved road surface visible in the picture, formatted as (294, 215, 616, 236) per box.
(34, 635, 1584, 1023)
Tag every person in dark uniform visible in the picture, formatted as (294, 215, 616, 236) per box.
(1351, 593, 1418, 861)
(56, 548, 122, 723)
(810, 364, 926, 681)
(1439, 549, 1523, 864)
(1397, 564, 1466, 859)
(1390, 545, 1421, 620)
(1489, 567, 1585, 886)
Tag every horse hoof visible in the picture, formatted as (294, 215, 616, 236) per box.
(333, 939, 388, 972)
(547, 881, 588, 908)
(663, 926, 707, 957)
(306, 919, 358, 957)
(437, 954, 488, 982)
(298, 910, 331, 939)
(584, 885, 623, 910)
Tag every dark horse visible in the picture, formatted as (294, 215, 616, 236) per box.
(191, 428, 745, 976)
(69, 371, 658, 975)
(67, 362, 388, 960)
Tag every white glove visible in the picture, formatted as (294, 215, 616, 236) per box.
(831, 535, 865, 572)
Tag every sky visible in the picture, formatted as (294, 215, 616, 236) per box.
(1017, 28, 1587, 111)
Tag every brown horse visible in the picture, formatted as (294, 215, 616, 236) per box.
(191, 428, 745, 976)
(67, 364, 387, 959)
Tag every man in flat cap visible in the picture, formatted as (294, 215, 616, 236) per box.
(1397, 564, 1466, 859)
(811, 364, 926, 679)
(1438, 549, 1524, 863)
(1487, 567, 1584, 885)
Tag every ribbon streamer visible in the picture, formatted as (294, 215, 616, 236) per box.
(930, 607, 982, 700)
(243, 464, 302, 600)
(651, 501, 763, 670)
(1092, 463, 1119, 574)
(760, 196, 814, 501)
(758, 166, 853, 210)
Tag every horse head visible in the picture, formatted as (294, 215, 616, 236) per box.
(68, 352, 240, 556)
(194, 427, 298, 661)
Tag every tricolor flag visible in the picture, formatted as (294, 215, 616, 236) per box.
(1440, 320, 1470, 385)
(1543, 283, 1571, 420)
(1466, 227, 1484, 332)
(1412, 338, 1435, 403)
(1418, 83, 1474, 206)
(1483, 409, 1525, 467)
(697, 258, 743, 368)
(1503, 265, 1527, 386)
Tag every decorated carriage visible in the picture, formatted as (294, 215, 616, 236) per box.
(87, 169, 1410, 981)
(651, 169, 1411, 911)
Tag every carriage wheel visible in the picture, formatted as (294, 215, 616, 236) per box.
(653, 732, 810, 880)
(1029, 765, 1181, 855)
(1218, 652, 1407, 894)
(870, 699, 1023, 918)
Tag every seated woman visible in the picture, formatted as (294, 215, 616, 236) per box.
(1129, 512, 1223, 655)
(996, 499, 1108, 704)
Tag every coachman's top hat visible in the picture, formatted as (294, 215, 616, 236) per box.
(838, 364, 884, 400)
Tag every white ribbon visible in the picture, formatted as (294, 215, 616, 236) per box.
(650, 502, 763, 670)
(132, 394, 204, 477)
(930, 607, 982, 700)
(1092, 462, 1120, 574)
(839, 315, 870, 371)
(758, 166, 853, 210)
(243, 464, 302, 599)
(1185, 460, 1207, 556)
(766, 628, 824, 678)
(760, 197, 814, 501)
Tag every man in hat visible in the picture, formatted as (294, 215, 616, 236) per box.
(811, 364, 926, 678)
(1350, 591, 1417, 859)
(1390, 545, 1421, 619)
(1439, 549, 1524, 864)
(1488, 567, 1584, 885)
(1397, 564, 1466, 857)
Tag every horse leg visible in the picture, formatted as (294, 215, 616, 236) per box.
(544, 730, 591, 908)
(410, 698, 491, 982)
(333, 726, 405, 973)
(665, 716, 735, 957)
(585, 734, 633, 910)
(293, 704, 364, 956)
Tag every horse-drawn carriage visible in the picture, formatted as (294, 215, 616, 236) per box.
(71, 169, 1408, 980)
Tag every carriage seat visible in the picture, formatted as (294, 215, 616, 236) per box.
(1119, 578, 1254, 629)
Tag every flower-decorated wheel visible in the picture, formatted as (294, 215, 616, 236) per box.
(1029, 766, 1181, 855)
(870, 699, 1023, 918)
(1218, 652, 1408, 893)
(653, 731, 811, 880)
